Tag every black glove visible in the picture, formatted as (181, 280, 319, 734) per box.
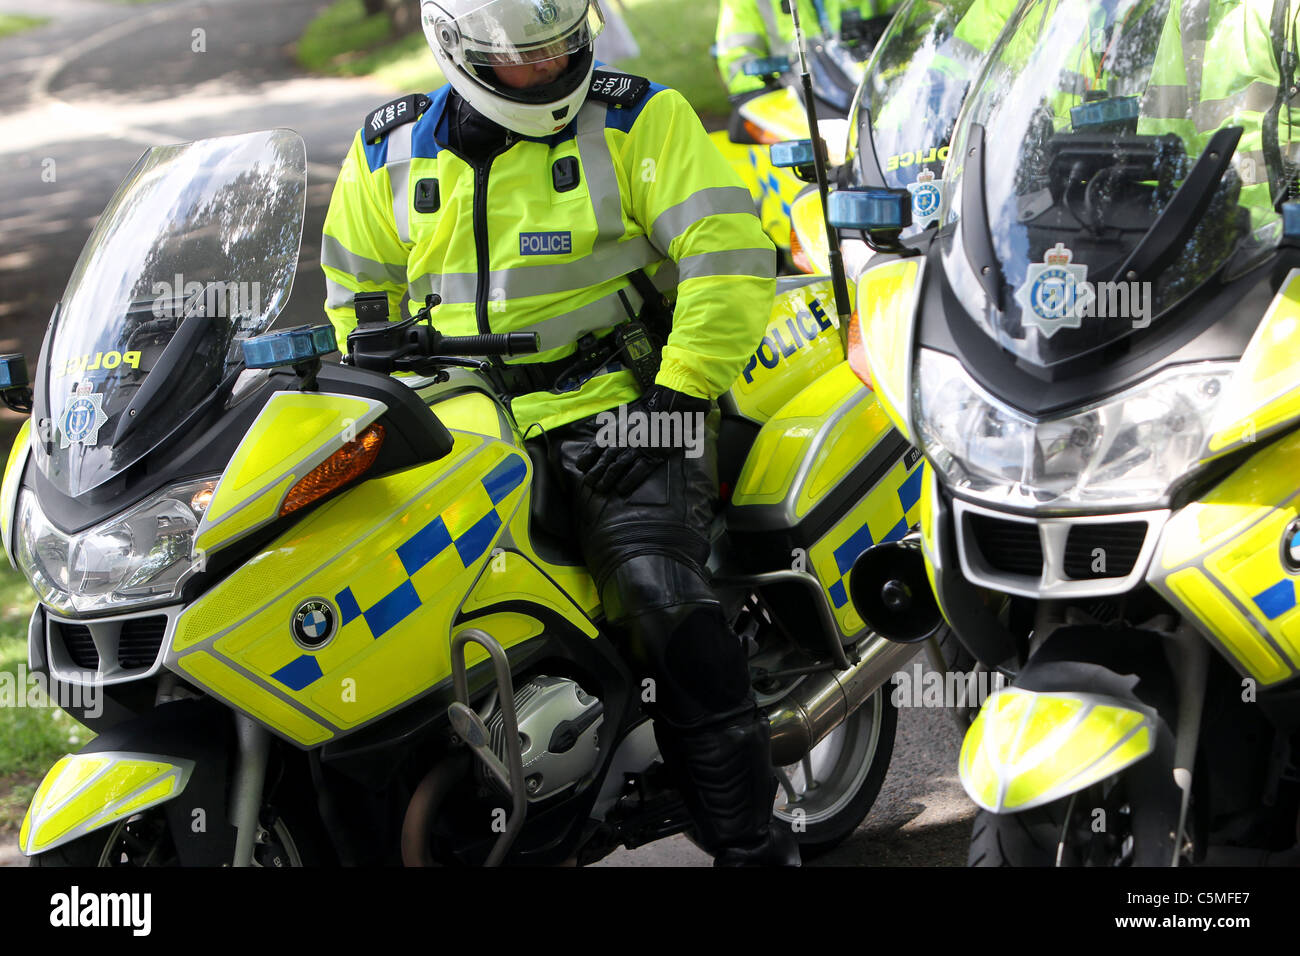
(577, 385, 712, 496)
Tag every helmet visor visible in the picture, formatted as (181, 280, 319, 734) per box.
(426, 0, 605, 67)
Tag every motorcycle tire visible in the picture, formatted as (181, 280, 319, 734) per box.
(967, 803, 1069, 866)
(28, 803, 324, 868)
(968, 784, 1186, 866)
(771, 685, 898, 859)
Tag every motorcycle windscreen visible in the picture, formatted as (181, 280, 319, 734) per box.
(848, 0, 996, 239)
(937, 0, 1290, 368)
(34, 129, 306, 498)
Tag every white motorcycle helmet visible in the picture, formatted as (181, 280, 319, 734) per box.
(421, 0, 606, 137)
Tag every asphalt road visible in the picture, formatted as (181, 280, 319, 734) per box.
(0, 0, 977, 867)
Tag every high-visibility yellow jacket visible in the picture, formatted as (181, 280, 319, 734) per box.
(987, 0, 1296, 226)
(1138, 0, 1298, 226)
(715, 0, 907, 95)
(321, 69, 776, 434)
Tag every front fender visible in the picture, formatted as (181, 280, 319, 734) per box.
(20, 752, 192, 855)
(959, 686, 1157, 814)
(20, 697, 237, 862)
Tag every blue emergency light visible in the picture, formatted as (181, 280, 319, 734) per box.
(743, 56, 791, 77)
(0, 354, 28, 390)
(1070, 96, 1140, 130)
(828, 188, 912, 232)
(242, 326, 338, 370)
(770, 140, 816, 169)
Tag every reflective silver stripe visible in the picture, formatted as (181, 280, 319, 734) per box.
(676, 247, 774, 282)
(325, 277, 362, 311)
(417, 237, 662, 305)
(650, 186, 757, 255)
(510, 286, 644, 352)
(1193, 82, 1280, 130)
(718, 31, 765, 51)
(320, 235, 407, 287)
(387, 122, 414, 243)
(945, 35, 981, 62)
(1058, 69, 1089, 97)
(1142, 85, 1191, 119)
(1180, 0, 1210, 106)
(576, 99, 626, 243)
(757, 0, 782, 48)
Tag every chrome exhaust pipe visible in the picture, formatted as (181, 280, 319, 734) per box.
(766, 636, 919, 766)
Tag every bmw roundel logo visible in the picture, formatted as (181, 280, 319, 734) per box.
(292, 599, 337, 648)
(1284, 518, 1300, 573)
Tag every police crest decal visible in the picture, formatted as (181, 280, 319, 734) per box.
(906, 170, 943, 228)
(1014, 242, 1095, 338)
(58, 383, 108, 449)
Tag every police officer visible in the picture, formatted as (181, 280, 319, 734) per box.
(321, 0, 796, 865)
(715, 0, 907, 96)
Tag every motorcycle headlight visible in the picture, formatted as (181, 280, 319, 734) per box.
(15, 477, 219, 615)
(914, 350, 1234, 510)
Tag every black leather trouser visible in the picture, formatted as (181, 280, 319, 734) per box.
(540, 411, 781, 856)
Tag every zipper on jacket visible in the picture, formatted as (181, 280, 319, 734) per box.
(473, 132, 516, 336)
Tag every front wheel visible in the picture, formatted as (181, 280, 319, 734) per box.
(29, 806, 316, 867)
(771, 686, 898, 858)
(968, 773, 1187, 867)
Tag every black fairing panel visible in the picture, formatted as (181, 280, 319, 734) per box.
(77, 697, 238, 866)
(918, 239, 1298, 417)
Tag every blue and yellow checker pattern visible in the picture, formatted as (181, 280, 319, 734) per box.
(169, 434, 549, 743)
(270, 454, 529, 692)
(811, 454, 926, 637)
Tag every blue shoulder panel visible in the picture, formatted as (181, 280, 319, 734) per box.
(604, 81, 668, 134)
(362, 87, 450, 172)
(412, 86, 452, 160)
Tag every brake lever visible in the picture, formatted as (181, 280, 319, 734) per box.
(393, 355, 491, 375)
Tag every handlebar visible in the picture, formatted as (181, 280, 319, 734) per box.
(431, 332, 539, 357)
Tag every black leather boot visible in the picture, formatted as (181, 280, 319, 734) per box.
(654, 706, 802, 867)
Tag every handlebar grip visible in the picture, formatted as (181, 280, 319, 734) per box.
(435, 333, 540, 356)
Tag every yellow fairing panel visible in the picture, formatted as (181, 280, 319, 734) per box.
(2, 418, 31, 566)
(959, 688, 1155, 814)
(462, 550, 598, 639)
(170, 431, 532, 744)
(734, 362, 867, 506)
(196, 392, 387, 555)
(732, 359, 919, 637)
(1150, 428, 1300, 685)
(21, 752, 191, 855)
(790, 190, 830, 276)
(1206, 268, 1300, 455)
(739, 87, 810, 142)
(856, 257, 924, 443)
(727, 279, 844, 423)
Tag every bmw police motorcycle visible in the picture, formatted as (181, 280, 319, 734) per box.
(712, 5, 891, 269)
(783, 0, 994, 279)
(839, 0, 1300, 864)
(0, 127, 931, 866)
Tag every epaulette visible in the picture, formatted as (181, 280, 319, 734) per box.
(588, 70, 652, 109)
(362, 93, 431, 142)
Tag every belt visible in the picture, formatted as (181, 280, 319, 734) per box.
(489, 330, 629, 398)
